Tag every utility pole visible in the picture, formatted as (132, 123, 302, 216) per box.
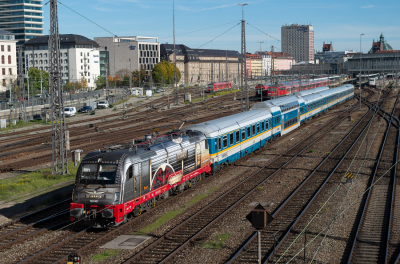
(226, 50, 228, 82)
(238, 3, 248, 111)
(39, 69, 43, 95)
(105, 60, 109, 100)
(129, 58, 132, 89)
(271, 45, 275, 97)
(49, 0, 68, 175)
(359, 33, 364, 109)
(17, 46, 26, 122)
(173, 1, 178, 105)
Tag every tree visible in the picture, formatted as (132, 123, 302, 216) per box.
(79, 76, 88, 90)
(151, 61, 181, 86)
(95, 76, 106, 90)
(24, 67, 49, 95)
(132, 69, 148, 87)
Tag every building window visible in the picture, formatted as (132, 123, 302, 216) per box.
(59, 52, 62, 57)
(44, 53, 47, 58)
(65, 66, 68, 70)
(7, 55, 10, 64)
(64, 59, 67, 64)
(44, 60, 47, 64)
(88, 72, 90, 76)
(39, 60, 42, 64)
(81, 65, 83, 70)
(88, 59, 89, 63)
(140, 51, 142, 57)
(8, 68, 11, 74)
(0, 45, 3, 52)
(139, 58, 141, 63)
(0, 56, 3, 64)
(88, 66, 90, 70)
(2, 68, 4, 75)
(80, 52, 82, 56)
(81, 59, 83, 63)
(35, 54, 37, 58)
(2, 79, 5, 86)
(87, 52, 89, 56)
(88, 79, 90, 83)
(64, 52, 67, 57)
(35, 60, 37, 65)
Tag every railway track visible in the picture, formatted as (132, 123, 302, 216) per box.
(7, 98, 359, 263)
(119, 100, 361, 263)
(0, 92, 244, 173)
(226, 88, 391, 263)
(346, 89, 400, 263)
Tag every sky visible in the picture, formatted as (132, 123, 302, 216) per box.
(44, 0, 400, 54)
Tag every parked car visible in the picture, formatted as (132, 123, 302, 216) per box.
(80, 105, 93, 113)
(97, 100, 109, 109)
(63, 107, 76, 117)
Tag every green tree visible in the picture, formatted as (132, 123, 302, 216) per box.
(24, 67, 49, 95)
(132, 69, 148, 87)
(151, 61, 181, 86)
(95, 76, 106, 90)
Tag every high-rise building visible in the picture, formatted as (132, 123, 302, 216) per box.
(281, 23, 314, 63)
(0, 0, 44, 46)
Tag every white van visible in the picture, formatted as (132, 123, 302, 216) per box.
(63, 107, 76, 117)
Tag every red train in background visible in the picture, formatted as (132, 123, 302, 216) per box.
(255, 77, 330, 99)
(207, 81, 232, 92)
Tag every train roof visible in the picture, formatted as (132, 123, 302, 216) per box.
(185, 109, 272, 137)
(291, 86, 329, 96)
(302, 84, 354, 103)
(251, 95, 304, 113)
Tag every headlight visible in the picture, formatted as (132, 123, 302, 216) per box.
(114, 192, 120, 203)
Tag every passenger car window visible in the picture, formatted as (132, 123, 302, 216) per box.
(242, 129, 245, 140)
(236, 131, 240, 142)
(223, 135, 227, 148)
(247, 126, 251, 137)
(230, 133, 234, 145)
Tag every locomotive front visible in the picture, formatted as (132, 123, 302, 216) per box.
(70, 150, 129, 227)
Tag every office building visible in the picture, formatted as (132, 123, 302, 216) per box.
(281, 23, 314, 63)
(0, 0, 44, 46)
(24, 34, 100, 90)
(95, 36, 160, 77)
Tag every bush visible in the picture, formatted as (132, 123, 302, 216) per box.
(109, 104, 114, 108)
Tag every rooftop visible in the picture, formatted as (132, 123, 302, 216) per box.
(25, 34, 99, 47)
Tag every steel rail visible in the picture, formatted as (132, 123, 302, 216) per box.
(262, 104, 376, 263)
(226, 91, 376, 263)
(386, 97, 400, 264)
(346, 92, 399, 264)
(122, 101, 359, 264)
(0, 199, 70, 235)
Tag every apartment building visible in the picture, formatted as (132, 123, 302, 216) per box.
(0, 29, 17, 92)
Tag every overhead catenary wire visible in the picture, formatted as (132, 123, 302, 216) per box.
(57, 1, 117, 37)
(159, 21, 240, 40)
(276, 85, 391, 263)
(196, 22, 240, 49)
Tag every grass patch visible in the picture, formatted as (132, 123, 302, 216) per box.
(309, 149, 316, 153)
(201, 233, 232, 249)
(0, 119, 49, 132)
(137, 186, 220, 234)
(187, 193, 209, 205)
(0, 161, 79, 201)
(90, 249, 121, 262)
(137, 207, 185, 235)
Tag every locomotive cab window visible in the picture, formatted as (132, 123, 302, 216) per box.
(126, 165, 133, 180)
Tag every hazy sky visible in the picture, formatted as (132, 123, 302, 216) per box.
(45, 0, 400, 53)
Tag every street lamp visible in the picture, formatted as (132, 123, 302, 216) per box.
(360, 33, 364, 109)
